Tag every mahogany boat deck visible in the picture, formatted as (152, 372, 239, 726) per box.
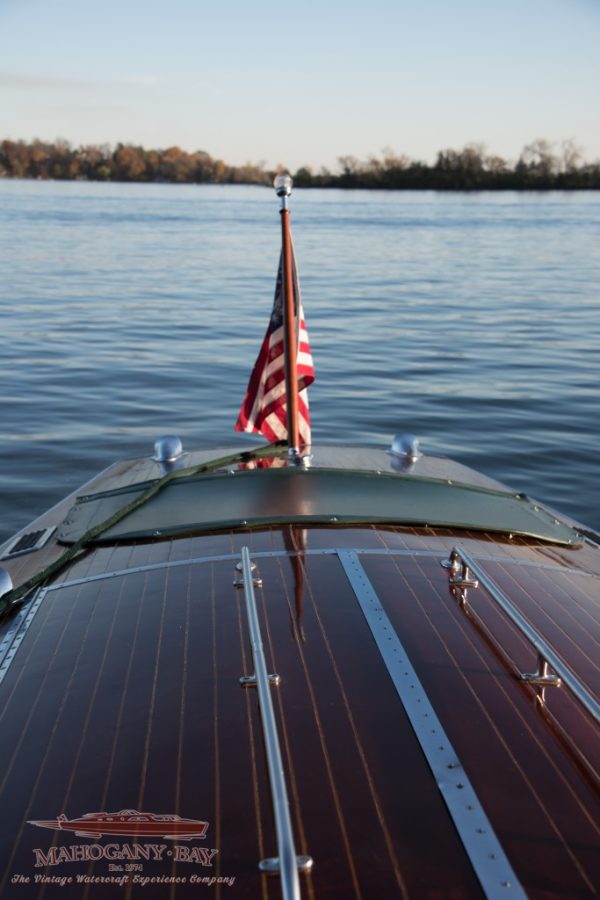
(0, 448, 600, 900)
(0, 449, 598, 898)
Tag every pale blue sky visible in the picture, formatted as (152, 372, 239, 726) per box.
(1, 0, 598, 171)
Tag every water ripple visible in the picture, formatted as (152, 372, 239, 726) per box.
(1, 182, 598, 539)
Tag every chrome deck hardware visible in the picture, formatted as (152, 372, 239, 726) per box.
(153, 435, 184, 462)
(239, 546, 312, 898)
(233, 575, 263, 588)
(521, 653, 562, 688)
(389, 433, 422, 472)
(442, 549, 479, 606)
(390, 433, 421, 460)
(233, 559, 263, 588)
(443, 546, 600, 724)
(259, 856, 314, 876)
(0, 567, 13, 602)
(239, 673, 281, 688)
(441, 547, 462, 575)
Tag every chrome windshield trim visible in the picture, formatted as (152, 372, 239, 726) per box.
(337, 549, 526, 900)
(239, 547, 307, 899)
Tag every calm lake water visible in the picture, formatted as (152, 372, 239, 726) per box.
(1, 180, 599, 541)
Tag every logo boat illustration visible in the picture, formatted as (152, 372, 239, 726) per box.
(28, 809, 209, 840)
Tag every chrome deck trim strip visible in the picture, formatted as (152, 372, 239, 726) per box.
(42, 550, 411, 590)
(337, 549, 526, 900)
(48, 547, 594, 592)
(239, 547, 309, 898)
(453, 546, 600, 725)
(0, 589, 47, 688)
(43, 557, 241, 590)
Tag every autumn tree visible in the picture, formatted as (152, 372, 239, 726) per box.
(113, 144, 147, 181)
(0, 140, 31, 178)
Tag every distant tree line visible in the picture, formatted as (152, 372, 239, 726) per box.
(296, 141, 600, 190)
(0, 139, 272, 185)
(1, 138, 599, 189)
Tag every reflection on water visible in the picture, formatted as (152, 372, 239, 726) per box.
(0, 182, 599, 539)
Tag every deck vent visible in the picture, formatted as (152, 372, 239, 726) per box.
(1, 527, 55, 560)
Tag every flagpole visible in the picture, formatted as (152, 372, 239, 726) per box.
(274, 174, 301, 459)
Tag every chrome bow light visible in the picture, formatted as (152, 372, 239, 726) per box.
(273, 173, 293, 198)
(153, 435, 184, 463)
(390, 433, 421, 460)
(389, 433, 422, 473)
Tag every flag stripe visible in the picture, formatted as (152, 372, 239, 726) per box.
(235, 243, 314, 447)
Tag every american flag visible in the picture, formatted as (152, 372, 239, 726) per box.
(235, 244, 314, 445)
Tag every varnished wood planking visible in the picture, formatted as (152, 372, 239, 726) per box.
(1, 523, 599, 897)
(255, 552, 484, 898)
(362, 553, 600, 897)
(0, 563, 273, 898)
(488, 560, 600, 689)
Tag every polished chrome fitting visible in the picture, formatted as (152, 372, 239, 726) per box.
(259, 855, 313, 875)
(153, 435, 184, 463)
(239, 673, 281, 688)
(441, 548, 462, 575)
(521, 653, 561, 688)
(390, 433, 421, 460)
(442, 548, 479, 606)
(0, 567, 13, 602)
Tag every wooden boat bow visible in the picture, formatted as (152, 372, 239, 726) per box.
(0, 446, 598, 898)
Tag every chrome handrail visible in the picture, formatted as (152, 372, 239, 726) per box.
(239, 546, 308, 899)
(449, 546, 600, 725)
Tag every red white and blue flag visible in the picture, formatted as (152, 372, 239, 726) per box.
(235, 245, 314, 445)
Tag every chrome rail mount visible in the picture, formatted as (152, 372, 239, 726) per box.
(238, 547, 312, 898)
(443, 546, 600, 725)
